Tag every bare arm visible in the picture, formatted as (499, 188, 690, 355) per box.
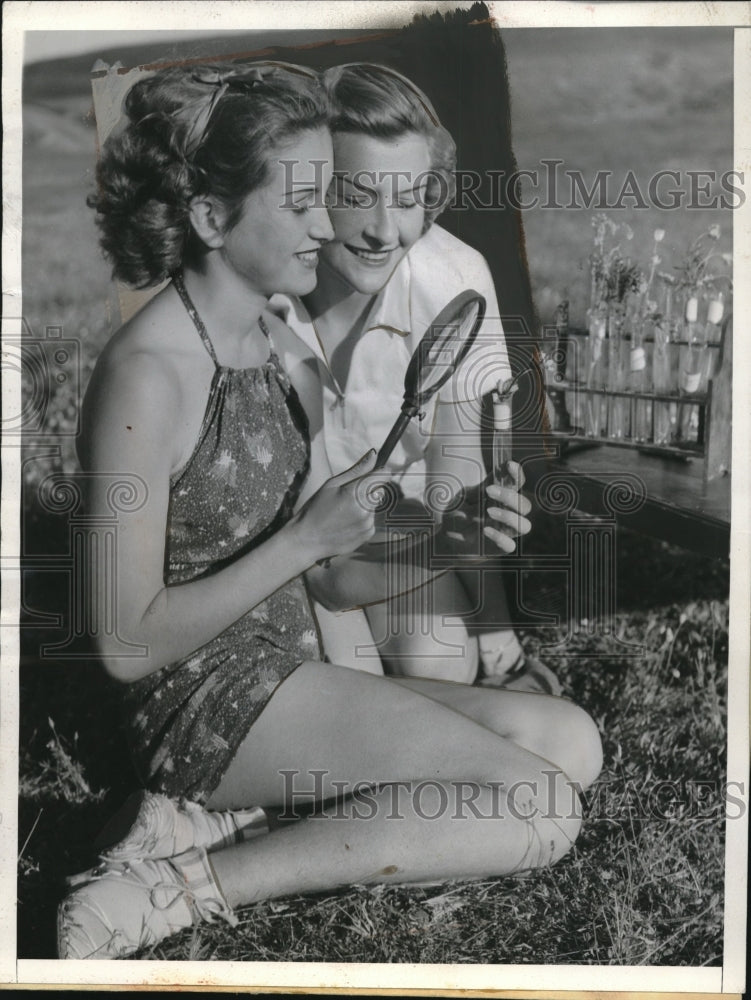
(79, 350, 375, 682)
(306, 529, 446, 612)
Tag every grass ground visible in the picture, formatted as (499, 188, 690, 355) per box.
(17, 24, 733, 966)
(19, 523, 729, 964)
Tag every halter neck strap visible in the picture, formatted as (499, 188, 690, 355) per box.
(172, 271, 271, 369)
(173, 271, 219, 366)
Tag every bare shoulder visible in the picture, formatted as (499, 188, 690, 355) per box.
(79, 290, 191, 470)
(85, 297, 180, 417)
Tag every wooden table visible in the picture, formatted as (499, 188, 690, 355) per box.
(527, 442, 731, 559)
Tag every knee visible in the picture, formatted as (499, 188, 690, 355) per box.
(554, 702, 603, 791)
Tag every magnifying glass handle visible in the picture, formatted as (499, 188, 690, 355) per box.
(375, 408, 417, 470)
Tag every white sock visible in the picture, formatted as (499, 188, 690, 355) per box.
(183, 801, 269, 851)
(478, 629, 523, 677)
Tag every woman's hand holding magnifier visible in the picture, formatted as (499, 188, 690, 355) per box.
(293, 450, 379, 566)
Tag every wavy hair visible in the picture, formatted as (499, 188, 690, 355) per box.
(89, 63, 328, 289)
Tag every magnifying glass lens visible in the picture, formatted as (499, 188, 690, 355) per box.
(417, 300, 482, 394)
(375, 290, 485, 470)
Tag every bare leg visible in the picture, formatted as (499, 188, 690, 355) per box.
(363, 569, 556, 690)
(365, 572, 478, 683)
(455, 565, 516, 635)
(457, 566, 523, 670)
(205, 661, 586, 907)
(388, 675, 602, 790)
(456, 569, 562, 692)
(311, 598, 384, 675)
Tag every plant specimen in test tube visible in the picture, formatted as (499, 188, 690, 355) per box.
(629, 229, 664, 442)
(591, 221, 643, 442)
(675, 226, 732, 442)
(652, 270, 679, 446)
(491, 376, 518, 488)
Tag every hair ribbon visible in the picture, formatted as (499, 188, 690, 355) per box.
(182, 62, 318, 158)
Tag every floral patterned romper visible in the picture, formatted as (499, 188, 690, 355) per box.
(122, 276, 321, 804)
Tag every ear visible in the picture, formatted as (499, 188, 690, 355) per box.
(189, 197, 226, 249)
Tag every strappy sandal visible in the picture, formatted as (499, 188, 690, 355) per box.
(478, 652, 562, 695)
(58, 847, 236, 960)
(94, 790, 268, 864)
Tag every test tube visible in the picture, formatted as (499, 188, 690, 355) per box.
(491, 377, 518, 488)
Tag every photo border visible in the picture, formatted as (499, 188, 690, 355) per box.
(2, 1, 748, 993)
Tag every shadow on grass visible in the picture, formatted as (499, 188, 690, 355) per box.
(19, 505, 139, 959)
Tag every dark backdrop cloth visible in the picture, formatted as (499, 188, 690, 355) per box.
(266, 4, 544, 446)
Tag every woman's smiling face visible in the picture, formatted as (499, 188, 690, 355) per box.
(320, 131, 432, 295)
(219, 126, 334, 297)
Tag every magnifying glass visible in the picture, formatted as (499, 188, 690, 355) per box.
(374, 289, 486, 469)
(315, 289, 487, 568)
